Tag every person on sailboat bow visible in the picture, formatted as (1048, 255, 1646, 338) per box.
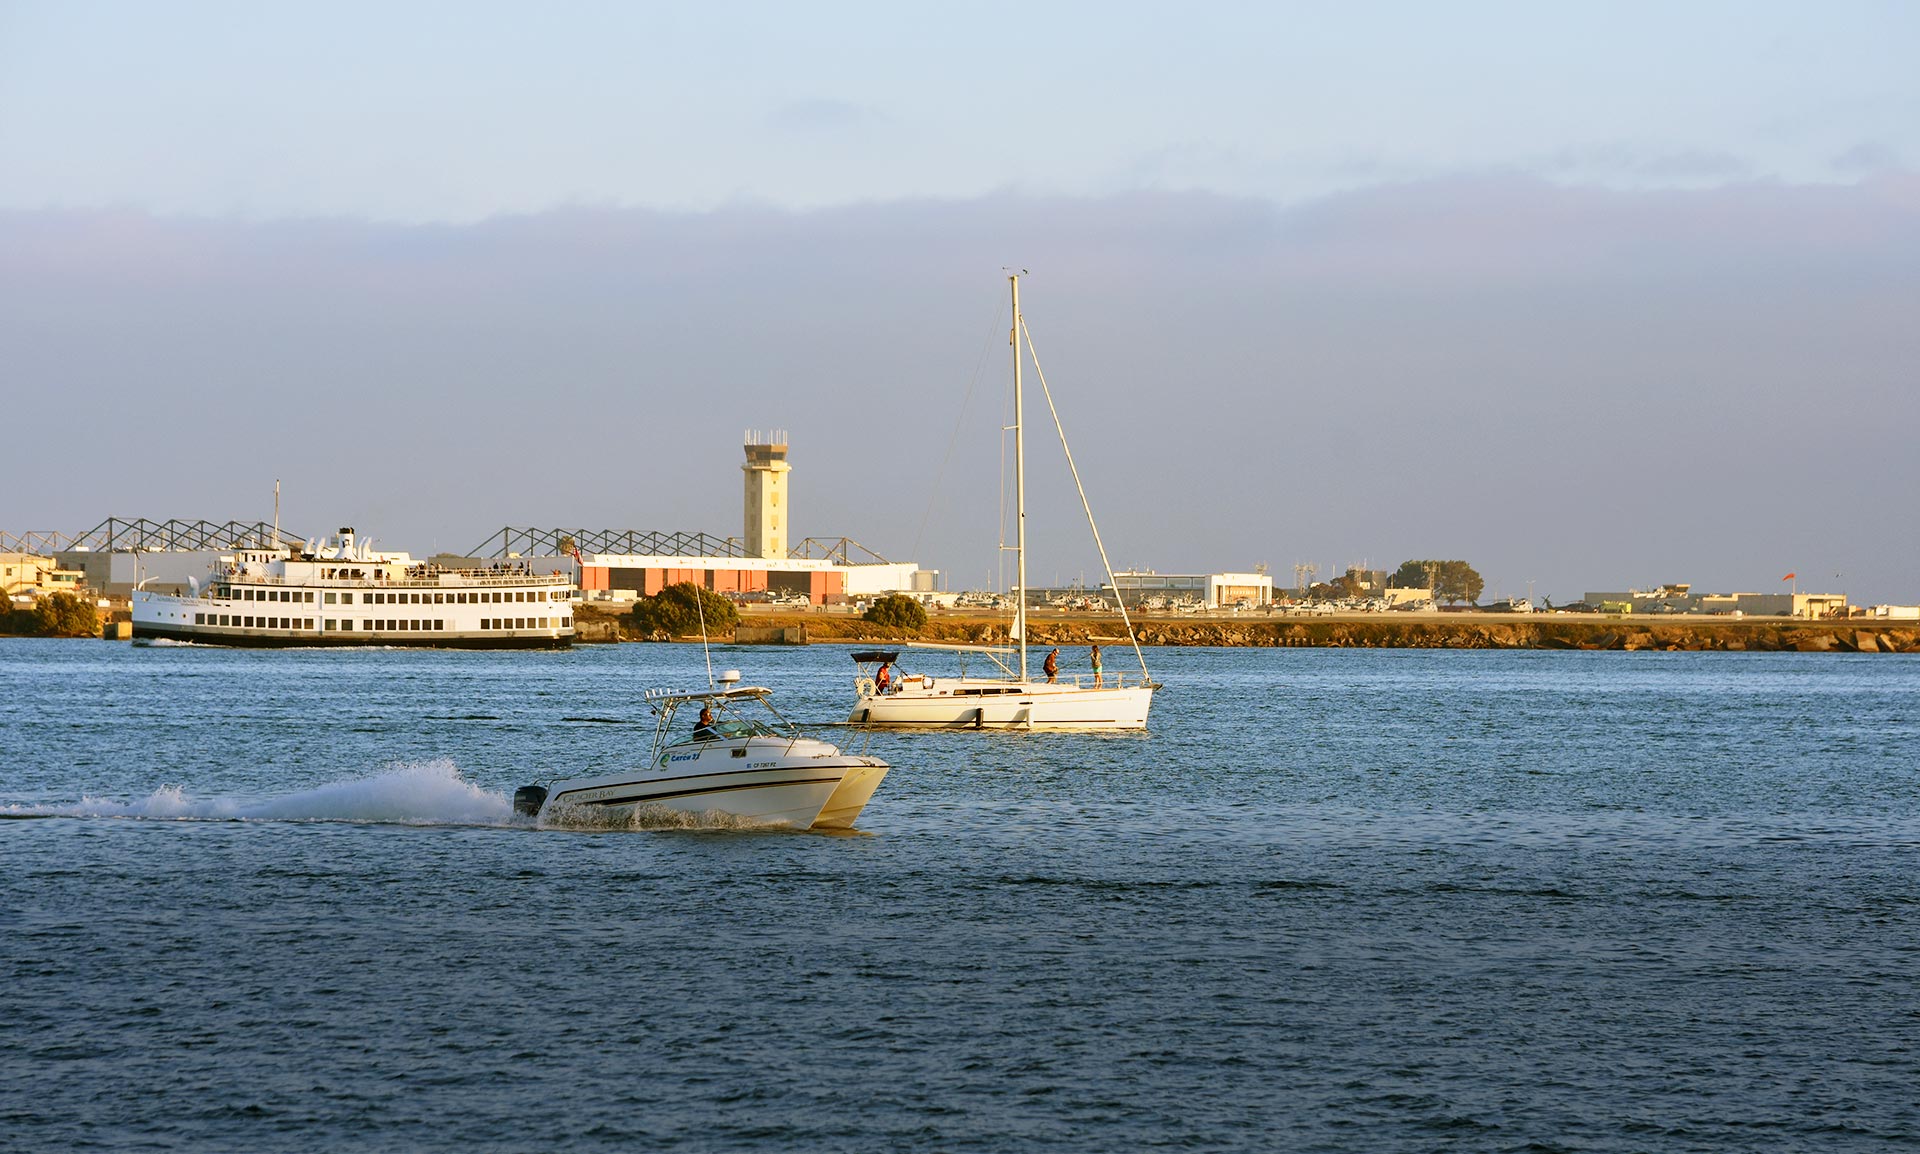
(1043, 648, 1060, 683)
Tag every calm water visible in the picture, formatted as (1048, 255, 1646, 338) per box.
(3, 640, 1917, 1152)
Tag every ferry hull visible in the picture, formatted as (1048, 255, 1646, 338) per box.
(131, 622, 571, 650)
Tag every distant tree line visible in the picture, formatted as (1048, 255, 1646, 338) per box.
(1, 592, 101, 637)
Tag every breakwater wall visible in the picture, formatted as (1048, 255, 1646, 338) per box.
(575, 605, 1919, 652)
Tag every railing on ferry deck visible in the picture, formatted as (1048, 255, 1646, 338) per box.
(215, 567, 576, 589)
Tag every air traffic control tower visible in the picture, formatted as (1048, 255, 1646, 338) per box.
(742, 430, 791, 559)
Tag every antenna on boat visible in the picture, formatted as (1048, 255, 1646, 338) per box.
(695, 584, 716, 689)
(272, 478, 281, 550)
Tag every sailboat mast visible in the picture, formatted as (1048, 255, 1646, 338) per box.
(1011, 273, 1029, 682)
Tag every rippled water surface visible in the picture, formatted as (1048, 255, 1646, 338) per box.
(4, 640, 1918, 1151)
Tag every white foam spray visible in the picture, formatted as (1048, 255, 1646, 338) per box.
(5, 759, 513, 825)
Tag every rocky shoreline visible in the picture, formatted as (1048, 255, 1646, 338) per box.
(573, 606, 1919, 653)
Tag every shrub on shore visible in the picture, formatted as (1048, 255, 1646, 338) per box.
(629, 583, 739, 639)
(864, 593, 928, 633)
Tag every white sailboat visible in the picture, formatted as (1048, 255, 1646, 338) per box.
(847, 275, 1157, 730)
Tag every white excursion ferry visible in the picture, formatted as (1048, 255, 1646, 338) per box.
(132, 527, 575, 649)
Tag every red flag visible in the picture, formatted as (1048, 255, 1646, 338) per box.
(1781, 572, 1795, 581)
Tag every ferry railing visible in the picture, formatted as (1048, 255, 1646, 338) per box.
(220, 568, 575, 589)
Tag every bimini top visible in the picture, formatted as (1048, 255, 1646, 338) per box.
(850, 651, 900, 664)
(643, 685, 773, 707)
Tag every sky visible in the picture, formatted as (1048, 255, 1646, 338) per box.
(3, 1, 1918, 604)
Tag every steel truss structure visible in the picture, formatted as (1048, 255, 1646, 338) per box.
(467, 528, 891, 565)
(2, 518, 304, 554)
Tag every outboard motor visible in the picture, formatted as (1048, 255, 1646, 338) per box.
(513, 785, 548, 818)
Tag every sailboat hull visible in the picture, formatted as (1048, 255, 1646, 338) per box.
(849, 682, 1154, 730)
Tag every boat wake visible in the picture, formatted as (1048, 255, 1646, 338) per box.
(3, 760, 512, 826)
(5, 760, 808, 832)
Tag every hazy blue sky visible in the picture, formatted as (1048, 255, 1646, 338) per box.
(4, 2, 1917, 603)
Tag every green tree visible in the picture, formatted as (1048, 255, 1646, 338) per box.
(863, 593, 928, 632)
(1307, 575, 1360, 601)
(14, 592, 101, 637)
(1387, 561, 1432, 589)
(1389, 560, 1484, 604)
(629, 582, 738, 638)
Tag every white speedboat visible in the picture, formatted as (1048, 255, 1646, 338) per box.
(516, 677, 888, 830)
(848, 274, 1157, 730)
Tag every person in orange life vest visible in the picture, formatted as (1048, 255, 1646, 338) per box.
(876, 661, 893, 694)
(1043, 648, 1059, 683)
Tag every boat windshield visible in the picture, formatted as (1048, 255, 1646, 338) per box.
(708, 718, 776, 739)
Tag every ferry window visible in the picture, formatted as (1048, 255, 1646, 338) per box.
(343, 593, 355, 605)
(434, 619, 443, 630)
(194, 613, 204, 624)
(433, 593, 443, 604)
(324, 592, 337, 605)
(324, 619, 336, 631)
